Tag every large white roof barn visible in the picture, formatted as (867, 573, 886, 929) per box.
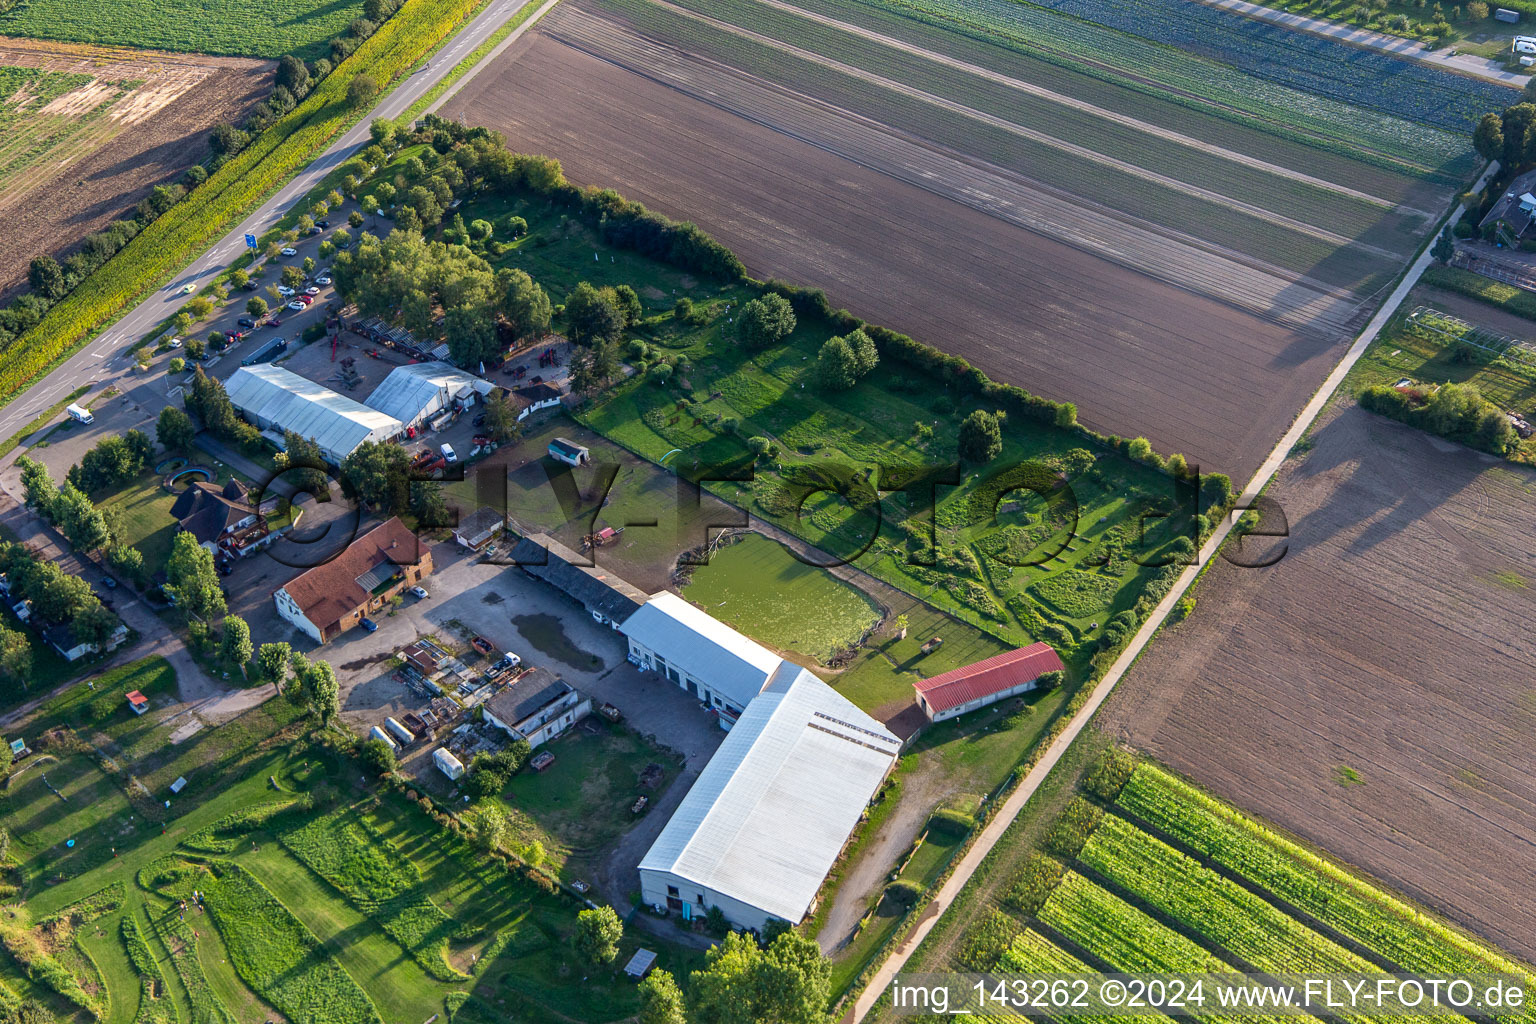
(620, 591, 782, 719)
(364, 361, 494, 430)
(638, 663, 900, 933)
(225, 364, 402, 464)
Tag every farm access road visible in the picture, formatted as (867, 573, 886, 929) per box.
(845, 160, 1504, 1024)
(0, 0, 562, 447)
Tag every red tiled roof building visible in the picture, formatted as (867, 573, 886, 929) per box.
(913, 642, 1065, 722)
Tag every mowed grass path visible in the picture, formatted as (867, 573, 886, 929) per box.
(0, 0, 368, 59)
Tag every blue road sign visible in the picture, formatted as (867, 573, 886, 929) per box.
(244, 233, 258, 249)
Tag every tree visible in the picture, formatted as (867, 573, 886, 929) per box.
(1473, 112, 1505, 162)
(341, 440, 412, 513)
(73, 603, 119, 651)
(462, 803, 505, 852)
(638, 969, 688, 1024)
(256, 642, 293, 688)
(220, 615, 254, 673)
(165, 531, 226, 621)
(813, 336, 860, 390)
(347, 73, 380, 107)
(958, 410, 1003, 464)
(844, 327, 878, 376)
(281, 266, 305, 290)
(108, 545, 146, 588)
(481, 390, 521, 443)
(185, 338, 205, 361)
(736, 294, 796, 350)
(28, 255, 67, 301)
(230, 268, 250, 289)
(445, 304, 500, 367)
(613, 284, 643, 326)
(276, 55, 312, 97)
(360, 737, 397, 775)
(1432, 230, 1455, 264)
(277, 432, 329, 496)
(0, 625, 32, 692)
(500, 268, 551, 341)
(298, 658, 340, 723)
(169, 357, 186, 375)
(349, 209, 364, 229)
(690, 930, 832, 1024)
(564, 282, 626, 346)
(157, 407, 196, 453)
(55, 484, 110, 552)
(568, 339, 620, 394)
(573, 906, 623, 965)
(410, 480, 452, 528)
(17, 455, 57, 521)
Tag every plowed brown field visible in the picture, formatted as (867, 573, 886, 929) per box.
(0, 36, 271, 300)
(1101, 399, 1536, 962)
(442, 11, 1347, 482)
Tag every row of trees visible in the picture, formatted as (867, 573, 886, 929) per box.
(65, 431, 154, 494)
(636, 930, 832, 1024)
(1360, 380, 1518, 454)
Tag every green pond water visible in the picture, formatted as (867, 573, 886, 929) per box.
(681, 533, 881, 663)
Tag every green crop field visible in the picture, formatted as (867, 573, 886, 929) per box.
(910, 754, 1536, 1024)
(0, 0, 368, 59)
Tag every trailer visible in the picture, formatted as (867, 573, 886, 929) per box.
(240, 337, 288, 367)
(368, 725, 398, 751)
(385, 717, 415, 746)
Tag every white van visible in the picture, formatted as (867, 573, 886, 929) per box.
(440, 443, 457, 464)
(66, 404, 94, 426)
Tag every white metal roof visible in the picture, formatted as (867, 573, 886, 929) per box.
(638, 664, 900, 923)
(225, 364, 401, 463)
(364, 361, 493, 426)
(620, 591, 783, 709)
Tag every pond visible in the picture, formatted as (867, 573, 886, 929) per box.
(682, 533, 881, 663)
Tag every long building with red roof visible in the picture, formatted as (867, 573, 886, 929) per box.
(913, 642, 1065, 722)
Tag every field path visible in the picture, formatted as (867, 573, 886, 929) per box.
(757, 0, 1424, 218)
(844, 159, 1503, 1024)
(644, 0, 1406, 259)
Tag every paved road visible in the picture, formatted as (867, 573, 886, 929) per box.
(1193, 0, 1529, 86)
(0, 0, 556, 444)
(845, 159, 1505, 1023)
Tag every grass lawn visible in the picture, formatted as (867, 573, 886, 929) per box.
(496, 719, 679, 876)
(94, 465, 246, 569)
(681, 533, 880, 663)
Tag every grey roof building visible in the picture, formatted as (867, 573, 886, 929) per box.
(638, 663, 901, 933)
(508, 533, 648, 627)
(226, 364, 402, 464)
(620, 591, 782, 717)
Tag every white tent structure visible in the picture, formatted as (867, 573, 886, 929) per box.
(364, 361, 495, 430)
(225, 364, 402, 464)
(638, 663, 900, 933)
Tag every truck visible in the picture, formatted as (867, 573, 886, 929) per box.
(240, 337, 288, 367)
(66, 404, 94, 426)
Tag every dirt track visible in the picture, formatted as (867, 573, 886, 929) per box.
(1101, 400, 1536, 962)
(0, 37, 272, 300)
(443, 18, 1347, 482)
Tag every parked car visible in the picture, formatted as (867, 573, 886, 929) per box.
(316, 220, 330, 229)
(277, 285, 295, 296)
(306, 226, 321, 236)
(305, 286, 320, 295)
(315, 274, 333, 286)
(237, 317, 256, 329)
(472, 414, 486, 428)
(360, 617, 378, 633)
(280, 246, 298, 257)
(409, 586, 428, 599)
(167, 338, 183, 348)
(440, 442, 457, 464)
(267, 317, 282, 328)
(470, 636, 493, 655)
(100, 576, 118, 589)
(287, 300, 305, 311)
(297, 295, 314, 306)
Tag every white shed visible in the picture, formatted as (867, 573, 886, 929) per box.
(434, 747, 465, 780)
(364, 361, 494, 430)
(620, 591, 782, 725)
(368, 725, 398, 751)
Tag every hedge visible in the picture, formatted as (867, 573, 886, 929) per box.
(0, 0, 484, 407)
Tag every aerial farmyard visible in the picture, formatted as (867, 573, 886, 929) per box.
(0, 0, 1530, 1023)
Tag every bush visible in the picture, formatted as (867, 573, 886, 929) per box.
(1083, 748, 1138, 802)
(1003, 854, 1065, 916)
(883, 880, 923, 908)
(957, 910, 1020, 971)
(358, 737, 396, 775)
(1043, 797, 1103, 859)
(926, 808, 977, 839)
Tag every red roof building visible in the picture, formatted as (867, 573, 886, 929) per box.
(913, 643, 1064, 722)
(127, 690, 149, 716)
